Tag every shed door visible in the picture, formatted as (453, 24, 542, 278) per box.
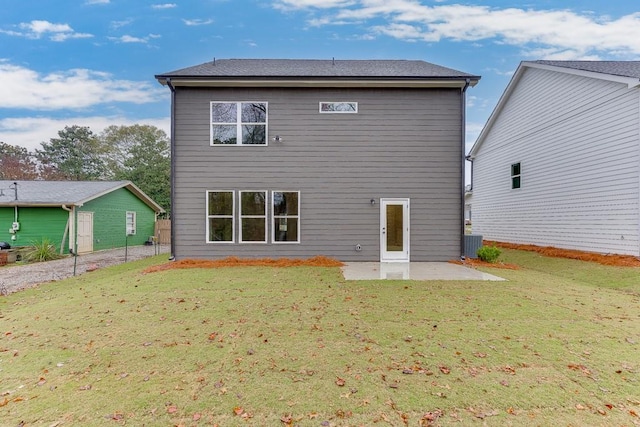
(380, 199, 410, 261)
(77, 212, 94, 254)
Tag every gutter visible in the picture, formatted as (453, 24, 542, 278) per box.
(167, 78, 176, 261)
(461, 78, 471, 259)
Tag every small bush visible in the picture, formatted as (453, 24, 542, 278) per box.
(477, 245, 501, 263)
(24, 238, 61, 263)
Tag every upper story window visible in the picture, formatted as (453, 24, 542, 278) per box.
(511, 162, 521, 189)
(211, 102, 267, 145)
(319, 102, 358, 113)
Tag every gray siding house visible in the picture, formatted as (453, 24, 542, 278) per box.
(468, 61, 640, 256)
(156, 59, 480, 261)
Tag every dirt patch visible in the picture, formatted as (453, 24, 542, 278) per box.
(144, 255, 344, 273)
(485, 240, 640, 267)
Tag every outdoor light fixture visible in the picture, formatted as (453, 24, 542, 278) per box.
(272, 135, 282, 142)
(370, 198, 376, 205)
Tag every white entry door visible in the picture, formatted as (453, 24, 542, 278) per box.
(77, 211, 94, 254)
(380, 199, 410, 261)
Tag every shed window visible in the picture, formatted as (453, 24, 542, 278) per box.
(511, 163, 521, 189)
(207, 191, 235, 242)
(126, 211, 136, 235)
(272, 191, 300, 243)
(240, 191, 267, 243)
(211, 102, 267, 145)
(319, 102, 358, 113)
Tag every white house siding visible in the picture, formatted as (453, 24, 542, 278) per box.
(473, 67, 640, 256)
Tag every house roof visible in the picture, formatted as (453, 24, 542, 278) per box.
(156, 59, 480, 89)
(0, 180, 165, 213)
(468, 60, 640, 159)
(532, 60, 640, 80)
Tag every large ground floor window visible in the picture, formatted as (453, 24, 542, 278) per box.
(206, 190, 300, 244)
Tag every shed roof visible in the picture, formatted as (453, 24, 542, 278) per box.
(0, 180, 164, 213)
(156, 59, 480, 88)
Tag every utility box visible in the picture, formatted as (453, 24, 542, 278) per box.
(464, 234, 483, 259)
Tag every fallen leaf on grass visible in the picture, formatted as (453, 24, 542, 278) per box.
(233, 406, 244, 416)
(474, 352, 487, 358)
(167, 405, 178, 414)
(335, 377, 346, 387)
(439, 366, 450, 374)
(193, 413, 202, 421)
(629, 409, 638, 417)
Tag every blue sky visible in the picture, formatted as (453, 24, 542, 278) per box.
(1, 0, 639, 155)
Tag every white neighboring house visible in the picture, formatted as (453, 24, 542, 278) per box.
(467, 60, 640, 256)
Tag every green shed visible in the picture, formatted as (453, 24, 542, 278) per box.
(0, 181, 165, 254)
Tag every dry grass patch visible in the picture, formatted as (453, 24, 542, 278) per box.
(1, 253, 639, 426)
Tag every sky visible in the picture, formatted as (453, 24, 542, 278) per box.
(1, 0, 639, 158)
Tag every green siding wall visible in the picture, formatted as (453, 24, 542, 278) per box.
(79, 188, 157, 250)
(0, 207, 69, 252)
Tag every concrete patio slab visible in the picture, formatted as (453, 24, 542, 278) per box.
(341, 262, 505, 281)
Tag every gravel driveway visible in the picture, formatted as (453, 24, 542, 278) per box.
(0, 244, 171, 295)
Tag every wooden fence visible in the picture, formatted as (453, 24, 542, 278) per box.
(155, 219, 171, 244)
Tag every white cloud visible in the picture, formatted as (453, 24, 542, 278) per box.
(152, 3, 177, 9)
(0, 62, 165, 110)
(85, 0, 110, 4)
(108, 34, 160, 43)
(182, 18, 214, 26)
(111, 19, 133, 30)
(1, 20, 93, 42)
(0, 116, 170, 151)
(274, 1, 640, 58)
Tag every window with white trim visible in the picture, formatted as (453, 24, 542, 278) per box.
(211, 102, 267, 145)
(511, 162, 521, 189)
(272, 191, 300, 243)
(126, 211, 136, 235)
(319, 102, 358, 113)
(207, 191, 235, 242)
(240, 191, 267, 243)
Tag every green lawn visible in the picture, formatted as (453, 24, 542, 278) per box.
(1, 250, 639, 426)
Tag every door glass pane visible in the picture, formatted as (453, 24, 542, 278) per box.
(386, 204, 403, 252)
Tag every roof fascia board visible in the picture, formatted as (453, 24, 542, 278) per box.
(157, 78, 478, 89)
(77, 181, 165, 213)
(524, 61, 640, 89)
(468, 63, 527, 158)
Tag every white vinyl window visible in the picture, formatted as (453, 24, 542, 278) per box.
(272, 191, 300, 243)
(319, 102, 358, 113)
(207, 191, 235, 243)
(211, 102, 267, 145)
(126, 211, 136, 235)
(239, 191, 267, 243)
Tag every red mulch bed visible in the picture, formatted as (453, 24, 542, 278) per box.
(144, 255, 344, 273)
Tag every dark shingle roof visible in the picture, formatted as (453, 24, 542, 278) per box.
(0, 180, 164, 212)
(533, 60, 640, 79)
(156, 58, 479, 80)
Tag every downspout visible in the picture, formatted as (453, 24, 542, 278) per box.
(460, 78, 471, 259)
(167, 77, 176, 260)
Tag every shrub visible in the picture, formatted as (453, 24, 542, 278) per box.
(24, 238, 61, 263)
(477, 245, 501, 263)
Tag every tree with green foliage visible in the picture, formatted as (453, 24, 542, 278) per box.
(0, 142, 38, 180)
(36, 125, 108, 180)
(100, 125, 171, 213)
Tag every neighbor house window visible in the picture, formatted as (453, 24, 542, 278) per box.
(211, 102, 267, 145)
(319, 102, 358, 113)
(272, 191, 300, 243)
(126, 211, 136, 235)
(240, 191, 267, 243)
(207, 191, 235, 242)
(511, 163, 521, 189)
